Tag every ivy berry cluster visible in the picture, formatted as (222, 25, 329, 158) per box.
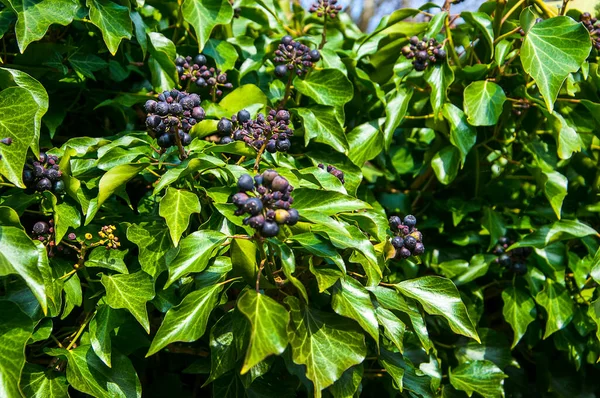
(175, 55, 233, 97)
(492, 236, 531, 275)
(31, 219, 74, 257)
(274, 36, 321, 78)
(231, 171, 299, 237)
(309, 0, 342, 18)
(23, 153, 64, 193)
(145, 90, 205, 149)
(217, 109, 293, 153)
(318, 164, 345, 184)
(389, 215, 424, 259)
(401, 36, 446, 71)
(581, 13, 600, 50)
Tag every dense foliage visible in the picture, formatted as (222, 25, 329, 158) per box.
(0, 0, 600, 396)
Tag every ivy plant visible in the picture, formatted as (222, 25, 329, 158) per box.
(0, 0, 599, 396)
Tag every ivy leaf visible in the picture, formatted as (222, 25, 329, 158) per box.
(147, 284, 223, 356)
(126, 222, 171, 278)
(449, 360, 506, 398)
(165, 230, 227, 288)
(379, 349, 433, 395)
(148, 32, 178, 93)
(292, 188, 370, 215)
(393, 276, 480, 342)
(212, 84, 268, 117)
(463, 81, 506, 126)
(0, 87, 38, 187)
(462, 12, 494, 56)
(521, 16, 591, 112)
(482, 207, 506, 251)
(0, 301, 34, 398)
(182, 0, 233, 52)
(54, 202, 81, 244)
(47, 345, 141, 398)
(4, 0, 78, 52)
(68, 53, 107, 80)
(203, 39, 238, 72)
(331, 277, 379, 346)
(543, 109, 581, 160)
(0, 9, 16, 38)
(374, 303, 406, 353)
(442, 103, 477, 164)
(329, 365, 363, 398)
(502, 286, 536, 348)
(431, 146, 460, 185)
(0, 226, 48, 314)
(535, 279, 574, 338)
(85, 247, 128, 274)
(347, 119, 385, 166)
(295, 106, 348, 154)
(588, 298, 600, 343)
(89, 305, 126, 367)
(20, 363, 69, 398)
(509, 220, 597, 249)
(285, 296, 366, 398)
(159, 188, 201, 247)
(383, 88, 413, 150)
(86, 0, 133, 55)
(237, 290, 290, 373)
(294, 69, 354, 107)
(535, 168, 568, 219)
(101, 271, 156, 333)
(206, 312, 238, 384)
(272, 240, 309, 302)
(424, 62, 454, 114)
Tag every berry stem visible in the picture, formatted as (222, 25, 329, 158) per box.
(172, 128, 189, 160)
(319, 14, 327, 50)
(443, 14, 462, 69)
(493, 26, 522, 44)
(211, 86, 217, 103)
(66, 312, 93, 350)
(254, 140, 269, 171)
(280, 71, 295, 110)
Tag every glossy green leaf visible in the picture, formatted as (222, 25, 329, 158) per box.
(329, 365, 363, 398)
(101, 271, 155, 333)
(148, 32, 178, 93)
(521, 16, 591, 112)
(89, 305, 125, 367)
(237, 290, 290, 373)
(509, 220, 597, 249)
(393, 276, 479, 342)
(126, 222, 171, 278)
(203, 39, 238, 71)
(450, 360, 506, 398)
(159, 187, 201, 247)
(294, 69, 353, 107)
(424, 62, 455, 114)
(147, 284, 223, 356)
(165, 230, 227, 288)
(20, 363, 69, 398)
(383, 88, 413, 150)
(286, 297, 366, 398)
(331, 277, 379, 345)
(292, 188, 370, 215)
(182, 0, 233, 52)
(443, 103, 477, 163)
(374, 303, 406, 353)
(85, 247, 129, 274)
(54, 202, 81, 244)
(462, 12, 494, 55)
(502, 286, 536, 348)
(347, 119, 384, 166)
(87, 0, 133, 55)
(0, 301, 34, 398)
(463, 81, 506, 126)
(295, 106, 348, 154)
(431, 146, 460, 185)
(535, 279, 574, 338)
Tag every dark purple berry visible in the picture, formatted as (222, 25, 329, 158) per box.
(261, 220, 280, 237)
(217, 118, 233, 134)
(271, 176, 290, 192)
(391, 236, 404, 249)
(244, 197, 263, 215)
(32, 221, 49, 235)
(145, 100, 157, 113)
(238, 174, 255, 192)
(275, 65, 289, 78)
(403, 215, 417, 228)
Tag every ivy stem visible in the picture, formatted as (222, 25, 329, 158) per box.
(494, 26, 522, 44)
(59, 269, 78, 280)
(172, 127, 188, 160)
(319, 14, 328, 50)
(493, 0, 506, 37)
(531, 0, 557, 18)
(0, 182, 15, 187)
(254, 140, 268, 171)
(66, 312, 93, 350)
(559, 0, 570, 15)
(255, 236, 267, 292)
(500, 0, 525, 26)
(444, 15, 462, 69)
(217, 276, 243, 286)
(279, 71, 295, 110)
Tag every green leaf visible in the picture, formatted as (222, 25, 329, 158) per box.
(203, 39, 238, 72)
(4, 0, 78, 52)
(47, 345, 141, 398)
(237, 290, 290, 374)
(536, 169, 568, 219)
(509, 220, 597, 249)
(463, 81, 506, 126)
(126, 222, 171, 278)
(535, 279, 574, 338)
(462, 12, 494, 56)
(20, 363, 69, 398)
(294, 69, 354, 107)
(206, 312, 237, 384)
(0, 226, 48, 313)
(424, 62, 454, 114)
(331, 277, 379, 346)
(329, 365, 363, 398)
(272, 240, 309, 302)
(502, 286, 536, 348)
(374, 303, 406, 353)
(482, 207, 506, 251)
(295, 106, 348, 154)
(431, 146, 460, 185)
(89, 305, 125, 367)
(442, 103, 477, 163)
(292, 188, 370, 215)
(521, 16, 591, 112)
(54, 202, 81, 244)
(182, 0, 233, 52)
(588, 298, 600, 343)
(213, 84, 268, 117)
(68, 53, 107, 80)
(347, 119, 384, 166)
(383, 88, 413, 150)
(0, 87, 38, 187)
(379, 349, 433, 395)
(148, 32, 178, 92)
(285, 297, 367, 398)
(393, 276, 480, 342)
(86, 0, 133, 55)
(0, 9, 16, 38)
(449, 360, 506, 398)
(130, 10, 147, 57)
(147, 283, 223, 356)
(101, 271, 155, 333)
(159, 188, 201, 247)
(0, 301, 34, 398)
(165, 230, 227, 288)
(85, 247, 129, 274)
(543, 109, 581, 160)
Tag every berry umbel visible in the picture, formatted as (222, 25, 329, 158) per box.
(217, 109, 293, 153)
(401, 36, 446, 72)
(274, 36, 321, 77)
(581, 13, 600, 51)
(231, 171, 299, 237)
(30, 219, 72, 257)
(309, 0, 342, 18)
(23, 152, 64, 194)
(318, 164, 345, 184)
(176, 55, 233, 99)
(145, 90, 204, 152)
(492, 236, 531, 275)
(389, 215, 424, 259)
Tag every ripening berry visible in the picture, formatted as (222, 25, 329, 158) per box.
(261, 220, 280, 237)
(217, 118, 233, 134)
(220, 136, 233, 144)
(404, 236, 417, 250)
(262, 170, 279, 186)
(389, 216, 402, 230)
(274, 209, 290, 224)
(512, 262, 527, 275)
(275, 64, 289, 78)
(237, 109, 251, 123)
(36, 178, 52, 191)
(282, 35, 293, 45)
(144, 100, 157, 113)
(68, 233, 77, 240)
(246, 214, 266, 229)
(397, 247, 411, 259)
(271, 176, 289, 192)
(244, 197, 263, 215)
(499, 254, 512, 267)
(194, 54, 207, 65)
(413, 242, 425, 255)
(287, 208, 299, 225)
(232, 192, 249, 206)
(33, 221, 50, 235)
(403, 215, 417, 228)
(276, 110, 290, 122)
(157, 134, 172, 148)
(391, 236, 404, 249)
(308, 49, 321, 62)
(276, 138, 291, 152)
(237, 174, 255, 191)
